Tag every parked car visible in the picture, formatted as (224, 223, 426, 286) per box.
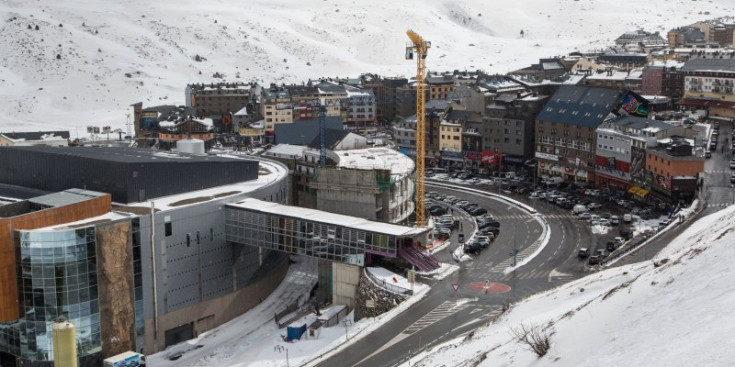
(610, 215, 620, 225)
(592, 218, 611, 226)
(578, 212, 592, 220)
(470, 207, 488, 216)
(572, 204, 588, 214)
(606, 241, 616, 252)
(587, 202, 602, 210)
(623, 213, 633, 223)
(464, 242, 482, 254)
(620, 228, 633, 240)
(479, 227, 500, 236)
(476, 236, 492, 248)
(595, 249, 609, 258)
(578, 248, 590, 258)
(731, 173, 735, 184)
(588, 255, 600, 265)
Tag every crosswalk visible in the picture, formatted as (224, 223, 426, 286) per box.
(706, 202, 735, 208)
(402, 300, 469, 335)
(471, 268, 550, 281)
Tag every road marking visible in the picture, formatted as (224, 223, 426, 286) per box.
(402, 300, 469, 335)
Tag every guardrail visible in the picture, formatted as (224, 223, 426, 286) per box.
(364, 268, 413, 296)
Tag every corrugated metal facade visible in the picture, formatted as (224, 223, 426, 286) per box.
(0, 147, 259, 203)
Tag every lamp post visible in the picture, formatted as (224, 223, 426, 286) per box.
(525, 159, 537, 198)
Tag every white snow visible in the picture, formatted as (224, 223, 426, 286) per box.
(148, 262, 431, 367)
(400, 203, 735, 367)
(122, 159, 288, 210)
(335, 147, 415, 177)
(3, 0, 734, 133)
(230, 197, 429, 237)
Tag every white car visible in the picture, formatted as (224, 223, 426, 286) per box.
(593, 218, 611, 226)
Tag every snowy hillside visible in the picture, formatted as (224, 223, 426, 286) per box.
(404, 205, 735, 367)
(1, 0, 734, 134)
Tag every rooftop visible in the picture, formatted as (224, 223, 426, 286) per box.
(228, 198, 427, 237)
(335, 147, 415, 177)
(1, 146, 241, 164)
(681, 56, 735, 73)
(29, 189, 108, 208)
(536, 86, 620, 128)
(119, 158, 288, 211)
(0, 130, 70, 142)
(263, 144, 306, 159)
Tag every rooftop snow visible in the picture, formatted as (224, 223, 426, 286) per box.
(335, 147, 415, 177)
(228, 198, 428, 237)
(121, 158, 288, 211)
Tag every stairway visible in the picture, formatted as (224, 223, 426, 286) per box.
(398, 243, 440, 272)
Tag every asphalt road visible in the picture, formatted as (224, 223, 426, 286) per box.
(317, 123, 735, 367)
(315, 183, 594, 367)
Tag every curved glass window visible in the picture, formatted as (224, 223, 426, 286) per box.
(9, 227, 101, 361)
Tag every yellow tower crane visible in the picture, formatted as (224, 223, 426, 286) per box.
(406, 30, 430, 228)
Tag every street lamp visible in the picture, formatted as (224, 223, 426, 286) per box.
(525, 159, 537, 194)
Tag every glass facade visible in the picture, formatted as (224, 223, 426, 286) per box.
(2, 228, 101, 362)
(225, 208, 399, 265)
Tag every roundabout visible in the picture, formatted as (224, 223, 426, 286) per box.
(466, 281, 511, 294)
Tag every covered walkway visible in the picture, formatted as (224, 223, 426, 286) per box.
(225, 199, 439, 271)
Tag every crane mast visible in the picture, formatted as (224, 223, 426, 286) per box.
(406, 30, 430, 228)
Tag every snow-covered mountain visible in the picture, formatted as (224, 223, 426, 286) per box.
(405, 203, 735, 367)
(1, 0, 733, 134)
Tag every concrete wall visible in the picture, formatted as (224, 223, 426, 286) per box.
(316, 168, 379, 220)
(331, 263, 361, 309)
(143, 257, 288, 352)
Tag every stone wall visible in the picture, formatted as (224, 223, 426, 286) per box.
(96, 220, 136, 358)
(354, 272, 407, 321)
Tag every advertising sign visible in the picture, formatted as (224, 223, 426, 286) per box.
(617, 91, 649, 117)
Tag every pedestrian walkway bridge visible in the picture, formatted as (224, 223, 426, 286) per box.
(225, 198, 440, 271)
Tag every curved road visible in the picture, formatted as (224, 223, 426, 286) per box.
(314, 183, 593, 367)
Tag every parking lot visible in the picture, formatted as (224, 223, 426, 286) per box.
(427, 169, 683, 268)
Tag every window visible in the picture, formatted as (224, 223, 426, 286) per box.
(165, 221, 172, 237)
(186, 233, 191, 247)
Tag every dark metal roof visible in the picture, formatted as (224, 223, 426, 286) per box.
(0, 183, 49, 200)
(1, 146, 242, 164)
(307, 129, 350, 150)
(274, 118, 344, 146)
(0, 130, 70, 141)
(29, 189, 107, 208)
(681, 56, 735, 73)
(445, 109, 473, 121)
(536, 86, 620, 128)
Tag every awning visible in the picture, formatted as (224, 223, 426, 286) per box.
(575, 170, 587, 178)
(551, 166, 563, 173)
(628, 186, 648, 197)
